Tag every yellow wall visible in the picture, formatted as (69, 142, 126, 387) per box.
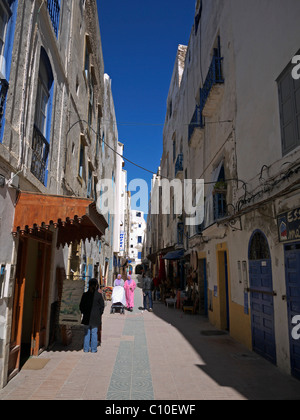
(208, 243, 252, 350)
(230, 301, 252, 349)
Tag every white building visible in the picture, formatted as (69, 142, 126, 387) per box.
(0, 0, 122, 388)
(129, 210, 147, 269)
(148, 0, 300, 381)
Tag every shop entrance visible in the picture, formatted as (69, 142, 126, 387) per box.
(248, 230, 276, 365)
(198, 259, 208, 316)
(284, 242, 300, 380)
(217, 251, 230, 331)
(8, 235, 52, 382)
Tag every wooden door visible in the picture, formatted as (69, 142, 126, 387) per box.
(8, 238, 28, 381)
(31, 242, 52, 356)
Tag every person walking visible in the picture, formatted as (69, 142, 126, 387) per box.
(124, 274, 137, 312)
(80, 278, 105, 353)
(114, 274, 124, 287)
(143, 271, 153, 312)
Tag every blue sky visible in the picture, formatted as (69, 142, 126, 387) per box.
(97, 0, 196, 213)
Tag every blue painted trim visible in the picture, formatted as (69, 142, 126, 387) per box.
(0, 0, 18, 143)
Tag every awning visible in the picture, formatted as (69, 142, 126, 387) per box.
(12, 191, 108, 247)
(163, 249, 185, 260)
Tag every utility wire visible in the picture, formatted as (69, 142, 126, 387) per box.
(66, 119, 243, 186)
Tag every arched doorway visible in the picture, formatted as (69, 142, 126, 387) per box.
(248, 230, 276, 364)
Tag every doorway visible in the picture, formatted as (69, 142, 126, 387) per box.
(199, 258, 208, 316)
(248, 230, 276, 365)
(8, 235, 52, 382)
(218, 250, 230, 331)
(284, 242, 300, 380)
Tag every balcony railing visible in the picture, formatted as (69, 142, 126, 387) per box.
(188, 105, 204, 144)
(0, 79, 8, 132)
(47, 0, 60, 37)
(31, 125, 49, 185)
(199, 54, 224, 114)
(213, 192, 227, 221)
(175, 154, 183, 178)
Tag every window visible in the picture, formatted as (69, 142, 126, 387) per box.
(173, 138, 176, 162)
(213, 165, 227, 220)
(84, 35, 92, 82)
(47, 0, 61, 37)
(0, 2, 9, 62)
(35, 49, 54, 137)
(138, 236, 142, 244)
(195, 0, 203, 34)
(93, 176, 98, 201)
(278, 59, 300, 155)
(87, 164, 93, 198)
(96, 105, 102, 157)
(0, 0, 17, 139)
(249, 231, 271, 261)
(78, 141, 84, 179)
(136, 212, 141, 218)
(31, 48, 53, 185)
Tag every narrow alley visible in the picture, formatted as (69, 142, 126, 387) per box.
(0, 276, 299, 401)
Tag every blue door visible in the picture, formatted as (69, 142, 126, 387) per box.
(248, 231, 276, 365)
(285, 243, 300, 380)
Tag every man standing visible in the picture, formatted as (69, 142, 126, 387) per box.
(143, 271, 153, 312)
(80, 279, 105, 353)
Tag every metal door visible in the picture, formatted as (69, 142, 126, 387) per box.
(248, 231, 276, 365)
(285, 243, 300, 380)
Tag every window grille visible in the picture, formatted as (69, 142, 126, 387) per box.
(47, 0, 60, 37)
(31, 124, 49, 184)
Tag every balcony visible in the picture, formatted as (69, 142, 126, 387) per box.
(47, 0, 60, 37)
(188, 105, 204, 148)
(213, 191, 227, 221)
(200, 54, 224, 118)
(31, 125, 49, 185)
(175, 154, 184, 179)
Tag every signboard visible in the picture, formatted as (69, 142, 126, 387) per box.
(278, 207, 300, 243)
(120, 231, 125, 251)
(59, 280, 85, 326)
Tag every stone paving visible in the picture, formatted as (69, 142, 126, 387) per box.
(1, 283, 300, 400)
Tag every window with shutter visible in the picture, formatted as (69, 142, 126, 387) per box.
(278, 60, 300, 155)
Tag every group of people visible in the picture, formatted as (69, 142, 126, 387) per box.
(112, 274, 137, 312)
(79, 272, 155, 353)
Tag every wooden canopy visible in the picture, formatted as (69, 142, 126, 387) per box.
(12, 191, 108, 247)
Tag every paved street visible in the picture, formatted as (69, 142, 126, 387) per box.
(1, 280, 300, 401)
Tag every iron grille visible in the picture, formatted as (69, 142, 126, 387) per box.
(47, 0, 60, 37)
(31, 124, 49, 184)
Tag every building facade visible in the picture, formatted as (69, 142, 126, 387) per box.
(0, 0, 122, 388)
(147, 0, 300, 380)
(129, 210, 146, 271)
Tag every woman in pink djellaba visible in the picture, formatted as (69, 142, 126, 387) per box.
(124, 275, 137, 312)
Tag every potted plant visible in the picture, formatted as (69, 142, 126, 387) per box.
(213, 181, 227, 195)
